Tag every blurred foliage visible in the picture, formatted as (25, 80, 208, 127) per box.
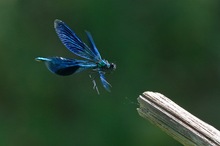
(1, 0, 220, 145)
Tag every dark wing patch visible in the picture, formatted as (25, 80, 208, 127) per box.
(35, 57, 96, 76)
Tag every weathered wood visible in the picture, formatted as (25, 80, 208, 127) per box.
(137, 91, 220, 146)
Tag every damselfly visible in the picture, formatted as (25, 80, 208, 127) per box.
(35, 19, 116, 94)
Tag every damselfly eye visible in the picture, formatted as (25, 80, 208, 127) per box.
(110, 63, 116, 70)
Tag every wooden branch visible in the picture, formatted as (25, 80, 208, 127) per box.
(137, 91, 220, 146)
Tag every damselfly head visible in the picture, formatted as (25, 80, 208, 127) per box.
(110, 63, 116, 70)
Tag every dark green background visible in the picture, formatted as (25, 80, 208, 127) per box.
(1, 0, 220, 145)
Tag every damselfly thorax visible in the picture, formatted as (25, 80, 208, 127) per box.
(94, 60, 116, 72)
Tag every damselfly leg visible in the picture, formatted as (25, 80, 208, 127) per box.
(89, 73, 100, 94)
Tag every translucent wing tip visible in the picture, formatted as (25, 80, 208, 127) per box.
(99, 73, 112, 92)
(85, 30, 91, 36)
(54, 19, 63, 29)
(35, 57, 51, 62)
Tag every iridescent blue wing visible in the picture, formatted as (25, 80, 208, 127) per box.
(54, 19, 101, 62)
(35, 57, 96, 76)
(85, 31, 102, 60)
(99, 71, 111, 92)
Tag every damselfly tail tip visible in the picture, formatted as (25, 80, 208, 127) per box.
(35, 57, 50, 62)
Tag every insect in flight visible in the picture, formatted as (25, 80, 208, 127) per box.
(35, 19, 116, 94)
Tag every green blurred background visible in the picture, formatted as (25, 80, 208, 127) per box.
(1, 0, 220, 145)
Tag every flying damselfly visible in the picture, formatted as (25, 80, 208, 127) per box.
(35, 19, 116, 94)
